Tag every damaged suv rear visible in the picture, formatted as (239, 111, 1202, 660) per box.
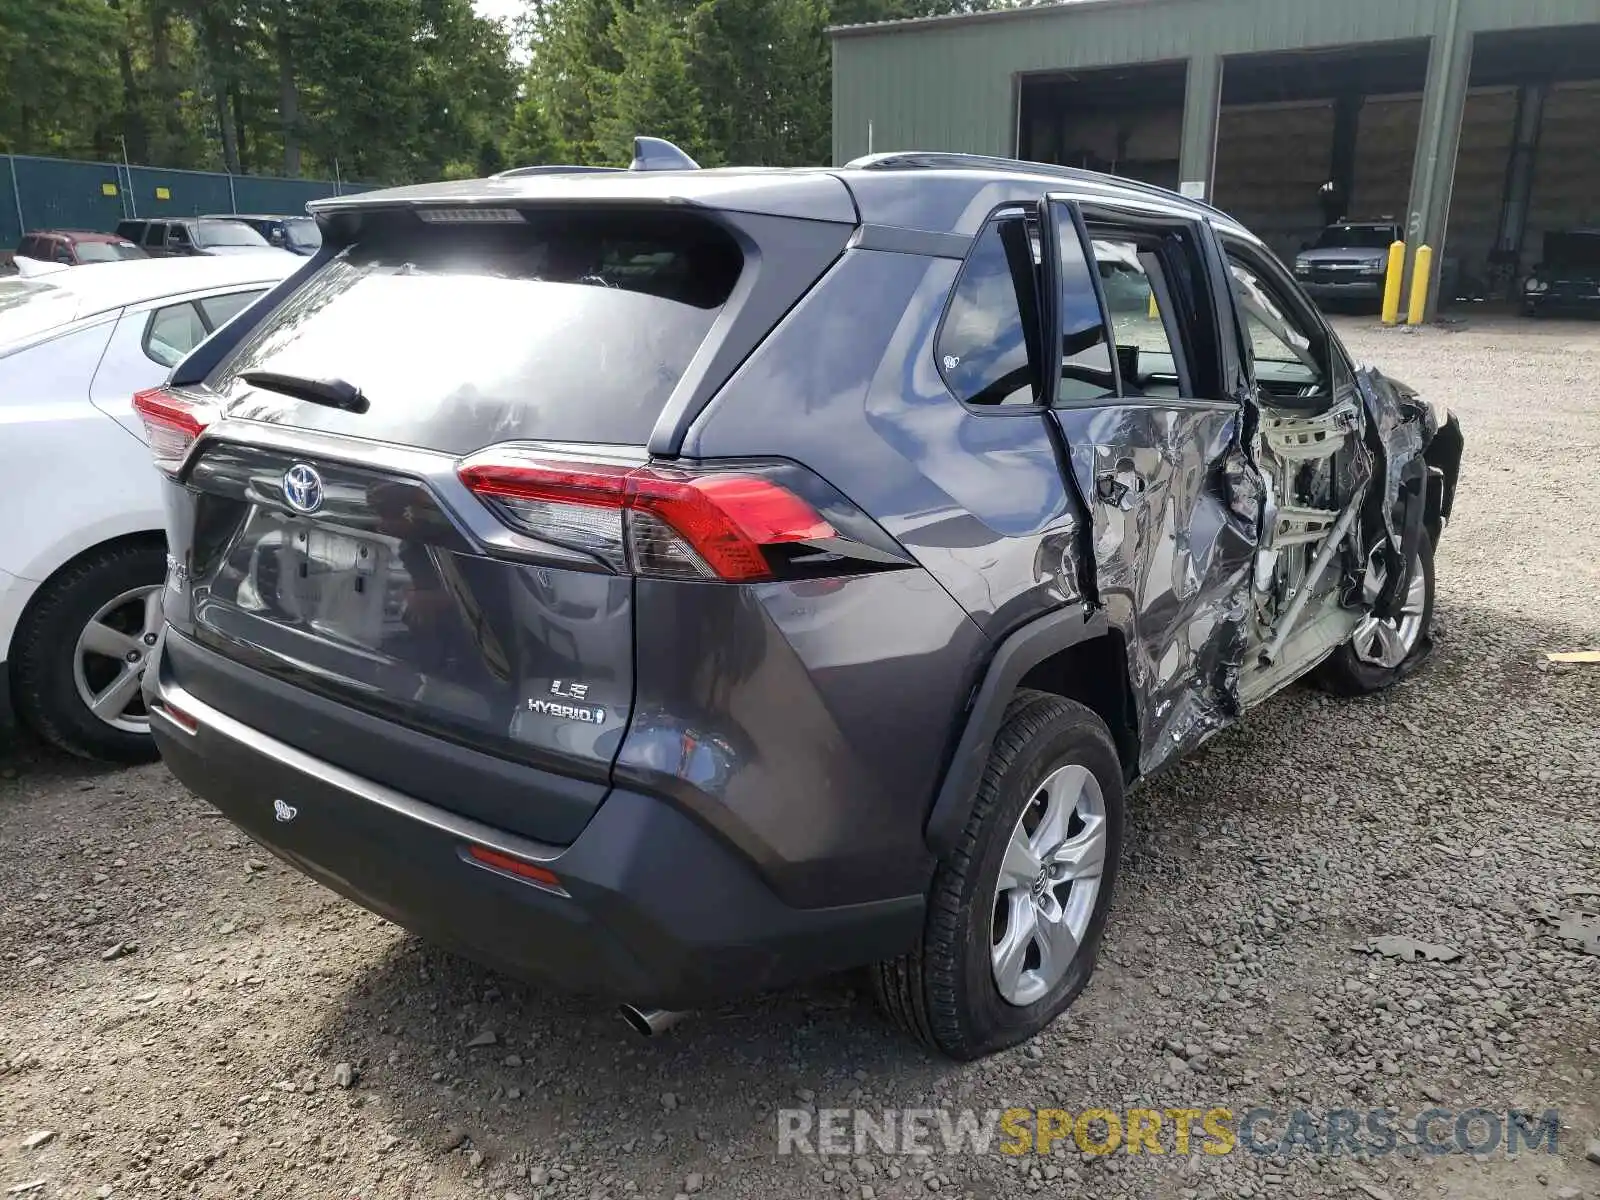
(138, 148, 1463, 1060)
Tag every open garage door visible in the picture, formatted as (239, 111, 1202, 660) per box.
(1018, 62, 1187, 191)
(1211, 42, 1428, 272)
(1443, 24, 1600, 309)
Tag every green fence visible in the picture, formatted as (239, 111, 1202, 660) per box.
(0, 154, 378, 248)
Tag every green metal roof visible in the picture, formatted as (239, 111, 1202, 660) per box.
(831, 0, 1600, 163)
(828, 0, 1134, 37)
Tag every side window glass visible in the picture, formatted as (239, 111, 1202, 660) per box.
(168, 224, 193, 248)
(1088, 235, 1189, 399)
(937, 214, 1041, 407)
(199, 289, 263, 329)
(1226, 257, 1324, 390)
(143, 223, 166, 248)
(54, 243, 75, 264)
(143, 301, 209, 367)
(1051, 209, 1117, 404)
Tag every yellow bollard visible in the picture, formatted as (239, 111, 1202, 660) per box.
(1381, 241, 1406, 326)
(1147, 289, 1159, 320)
(1407, 244, 1434, 326)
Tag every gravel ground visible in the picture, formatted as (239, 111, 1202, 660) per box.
(2, 316, 1598, 1200)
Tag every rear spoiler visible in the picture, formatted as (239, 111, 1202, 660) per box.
(493, 136, 699, 180)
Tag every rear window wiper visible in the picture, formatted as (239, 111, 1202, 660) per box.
(239, 369, 369, 414)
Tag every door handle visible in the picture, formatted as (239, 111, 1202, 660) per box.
(1096, 465, 1146, 510)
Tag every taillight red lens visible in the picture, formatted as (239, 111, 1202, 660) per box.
(132, 387, 214, 475)
(457, 449, 838, 582)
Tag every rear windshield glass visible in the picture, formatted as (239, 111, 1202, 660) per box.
(196, 219, 269, 248)
(1544, 232, 1600, 269)
(210, 209, 743, 452)
(284, 219, 321, 249)
(0, 279, 78, 349)
(76, 241, 146, 262)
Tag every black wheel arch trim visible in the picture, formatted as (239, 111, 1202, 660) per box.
(925, 605, 1112, 857)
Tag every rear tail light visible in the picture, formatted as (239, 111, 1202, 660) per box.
(459, 447, 899, 582)
(132, 387, 215, 475)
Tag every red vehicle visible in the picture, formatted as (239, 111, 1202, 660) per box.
(13, 230, 149, 267)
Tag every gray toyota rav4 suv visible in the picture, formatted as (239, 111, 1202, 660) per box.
(136, 146, 1463, 1060)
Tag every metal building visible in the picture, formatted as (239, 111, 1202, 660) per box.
(830, 0, 1600, 315)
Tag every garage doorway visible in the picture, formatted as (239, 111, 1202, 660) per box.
(1211, 42, 1430, 265)
(1017, 62, 1188, 191)
(1443, 24, 1600, 307)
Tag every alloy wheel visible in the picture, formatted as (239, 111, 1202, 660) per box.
(1352, 552, 1428, 669)
(990, 763, 1108, 1007)
(72, 585, 163, 734)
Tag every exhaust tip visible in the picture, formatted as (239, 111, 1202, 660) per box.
(619, 1005, 687, 1038)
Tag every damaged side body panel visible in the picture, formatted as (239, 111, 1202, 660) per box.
(1042, 199, 1263, 779)
(1236, 393, 1374, 705)
(1051, 404, 1259, 776)
(1045, 219, 1463, 780)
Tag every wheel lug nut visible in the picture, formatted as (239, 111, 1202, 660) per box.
(143, 633, 158, 646)
(125, 651, 141, 663)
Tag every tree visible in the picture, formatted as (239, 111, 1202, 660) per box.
(411, 0, 519, 178)
(523, 0, 624, 164)
(512, 0, 1018, 175)
(599, 0, 712, 165)
(0, 0, 120, 156)
(686, 0, 829, 166)
(0, 0, 1032, 188)
(505, 88, 562, 166)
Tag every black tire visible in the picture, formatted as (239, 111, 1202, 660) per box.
(10, 540, 166, 763)
(1315, 531, 1436, 697)
(873, 691, 1124, 1060)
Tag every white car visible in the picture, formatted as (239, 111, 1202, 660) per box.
(0, 253, 298, 761)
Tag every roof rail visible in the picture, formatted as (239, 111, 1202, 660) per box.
(845, 151, 1223, 216)
(631, 137, 700, 172)
(491, 164, 623, 179)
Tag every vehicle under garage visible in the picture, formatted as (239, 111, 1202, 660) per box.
(1445, 24, 1600, 307)
(831, 0, 1600, 319)
(1210, 42, 1429, 265)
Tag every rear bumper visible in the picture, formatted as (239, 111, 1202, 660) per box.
(148, 653, 922, 1008)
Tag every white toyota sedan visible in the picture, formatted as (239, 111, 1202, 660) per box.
(0, 252, 299, 760)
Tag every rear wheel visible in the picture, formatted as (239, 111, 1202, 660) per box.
(873, 691, 1123, 1060)
(11, 541, 166, 763)
(1316, 531, 1435, 696)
